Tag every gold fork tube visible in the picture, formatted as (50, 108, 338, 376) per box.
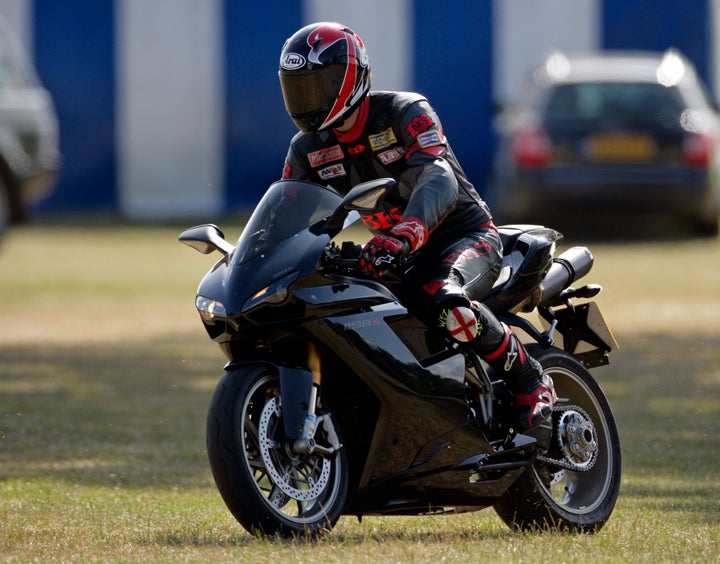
(307, 341, 322, 386)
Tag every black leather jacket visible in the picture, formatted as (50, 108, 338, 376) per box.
(282, 91, 492, 251)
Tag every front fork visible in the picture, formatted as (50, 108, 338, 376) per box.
(290, 341, 341, 456)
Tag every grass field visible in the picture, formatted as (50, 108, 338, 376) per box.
(1, 220, 719, 562)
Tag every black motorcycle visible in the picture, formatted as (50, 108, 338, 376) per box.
(179, 178, 621, 537)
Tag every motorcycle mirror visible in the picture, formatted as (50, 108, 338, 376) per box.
(178, 224, 235, 256)
(324, 178, 396, 234)
(343, 178, 395, 211)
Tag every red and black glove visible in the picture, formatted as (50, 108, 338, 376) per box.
(359, 235, 410, 276)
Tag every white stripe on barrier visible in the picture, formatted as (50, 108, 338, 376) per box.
(493, 0, 600, 106)
(0, 0, 32, 53)
(117, 0, 224, 218)
(304, 0, 412, 91)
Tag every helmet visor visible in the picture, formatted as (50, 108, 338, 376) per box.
(279, 65, 345, 131)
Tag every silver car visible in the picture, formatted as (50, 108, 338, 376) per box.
(0, 16, 59, 237)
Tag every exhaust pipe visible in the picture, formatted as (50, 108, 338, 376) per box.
(539, 246, 594, 304)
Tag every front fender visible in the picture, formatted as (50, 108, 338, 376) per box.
(224, 360, 313, 440)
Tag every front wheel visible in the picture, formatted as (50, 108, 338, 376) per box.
(494, 346, 621, 532)
(206, 365, 348, 537)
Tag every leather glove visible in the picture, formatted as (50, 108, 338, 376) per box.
(359, 234, 410, 276)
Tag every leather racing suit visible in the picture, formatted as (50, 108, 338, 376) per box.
(281, 91, 502, 325)
(283, 92, 551, 418)
(281, 89, 550, 428)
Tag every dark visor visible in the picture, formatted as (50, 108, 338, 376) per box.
(279, 64, 345, 116)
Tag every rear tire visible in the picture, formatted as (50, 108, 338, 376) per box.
(494, 346, 621, 532)
(206, 365, 348, 537)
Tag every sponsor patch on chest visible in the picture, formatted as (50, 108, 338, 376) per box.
(318, 163, 346, 180)
(377, 146, 406, 165)
(308, 145, 343, 167)
(368, 128, 398, 151)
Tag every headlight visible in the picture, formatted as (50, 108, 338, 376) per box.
(241, 271, 298, 312)
(195, 295, 227, 323)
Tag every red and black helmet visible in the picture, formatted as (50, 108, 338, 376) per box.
(279, 22, 371, 133)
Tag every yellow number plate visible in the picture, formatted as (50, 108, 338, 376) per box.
(589, 134, 657, 162)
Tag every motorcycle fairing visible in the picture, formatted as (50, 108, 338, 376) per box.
(301, 302, 540, 512)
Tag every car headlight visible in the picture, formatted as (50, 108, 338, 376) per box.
(241, 271, 298, 312)
(195, 295, 227, 323)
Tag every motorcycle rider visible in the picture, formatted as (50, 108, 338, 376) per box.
(278, 22, 552, 430)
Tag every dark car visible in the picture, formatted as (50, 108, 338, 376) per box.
(488, 49, 720, 236)
(0, 16, 59, 238)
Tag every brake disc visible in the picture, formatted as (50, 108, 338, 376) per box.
(257, 397, 332, 501)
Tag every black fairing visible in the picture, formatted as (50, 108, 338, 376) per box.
(192, 181, 563, 515)
(197, 180, 341, 317)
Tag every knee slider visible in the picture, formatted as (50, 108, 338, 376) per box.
(445, 306, 478, 343)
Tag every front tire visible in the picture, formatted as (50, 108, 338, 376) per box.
(206, 365, 348, 537)
(494, 346, 621, 532)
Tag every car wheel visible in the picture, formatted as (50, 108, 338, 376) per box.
(691, 212, 719, 237)
(5, 177, 26, 225)
(0, 177, 9, 239)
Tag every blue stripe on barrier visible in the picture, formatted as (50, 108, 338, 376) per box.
(413, 0, 494, 197)
(33, 0, 116, 212)
(223, 2, 303, 210)
(602, 0, 712, 94)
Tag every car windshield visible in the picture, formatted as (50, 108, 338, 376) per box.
(232, 180, 342, 265)
(543, 82, 686, 130)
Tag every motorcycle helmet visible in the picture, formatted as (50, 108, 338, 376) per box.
(279, 22, 370, 133)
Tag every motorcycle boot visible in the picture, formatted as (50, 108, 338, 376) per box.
(445, 302, 554, 431)
(483, 323, 553, 430)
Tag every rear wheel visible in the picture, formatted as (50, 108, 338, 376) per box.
(206, 365, 348, 537)
(494, 346, 621, 532)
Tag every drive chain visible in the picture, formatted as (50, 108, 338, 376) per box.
(535, 404, 599, 472)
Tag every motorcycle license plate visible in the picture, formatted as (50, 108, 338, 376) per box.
(588, 133, 656, 162)
(540, 301, 619, 354)
(586, 301, 619, 351)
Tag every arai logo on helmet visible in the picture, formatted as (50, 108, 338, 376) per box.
(281, 52, 306, 70)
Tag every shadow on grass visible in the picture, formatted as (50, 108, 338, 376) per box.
(0, 332, 220, 489)
(619, 481, 720, 526)
(1, 330, 718, 528)
(148, 514, 514, 548)
(599, 333, 720, 474)
(596, 332, 720, 526)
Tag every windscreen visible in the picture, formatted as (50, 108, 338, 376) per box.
(543, 82, 686, 131)
(232, 180, 342, 265)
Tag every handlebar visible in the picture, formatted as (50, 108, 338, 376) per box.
(323, 241, 363, 274)
(322, 241, 406, 281)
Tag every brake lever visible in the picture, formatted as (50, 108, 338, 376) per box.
(378, 254, 407, 282)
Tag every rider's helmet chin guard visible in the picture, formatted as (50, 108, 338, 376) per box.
(279, 22, 371, 134)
